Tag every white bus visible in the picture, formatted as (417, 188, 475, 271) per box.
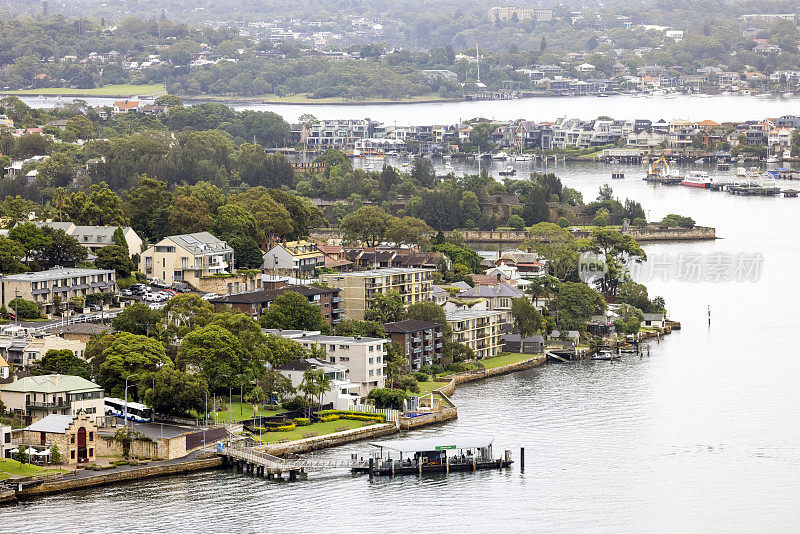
(105, 397, 153, 423)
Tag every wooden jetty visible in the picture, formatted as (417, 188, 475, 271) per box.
(783, 189, 799, 197)
(727, 185, 781, 196)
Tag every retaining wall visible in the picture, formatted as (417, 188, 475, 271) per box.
(399, 407, 458, 430)
(15, 457, 224, 499)
(440, 354, 547, 386)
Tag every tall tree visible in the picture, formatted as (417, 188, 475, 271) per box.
(364, 291, 405, 323)
(259, 291, 331, 333)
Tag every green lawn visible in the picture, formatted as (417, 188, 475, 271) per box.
(1, 83, 166, 96)
(415, 380, 450, 395)
(0, 459, 68, 480)
(258, 418, 373, 443)
(196, 401, 283, 422)
(436, 352, 537, 377)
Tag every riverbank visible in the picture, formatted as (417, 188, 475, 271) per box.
(182, 92, 463, 106)
(0, 83, 165, 98)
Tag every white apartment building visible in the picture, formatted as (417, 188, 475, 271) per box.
(275, 331, 387, 395)
(140, 232, 234, 286)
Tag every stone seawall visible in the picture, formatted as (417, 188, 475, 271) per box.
(15, 457, 223, 500)
(627, 226, 716, 242)
(263, 423, 398, 455)
(399, 407, 458, 430)
(440, 354, 547, 387)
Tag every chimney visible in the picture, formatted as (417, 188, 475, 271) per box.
(50, 373, 59, 386)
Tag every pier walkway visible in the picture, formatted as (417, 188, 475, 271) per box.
(219, 444, 369, 480)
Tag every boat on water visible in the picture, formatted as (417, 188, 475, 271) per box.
(591, 350, 614, 361)
(515, 154, 533, 162)
(498, 166, 516, 176)
(492, 151, 509, 160)
(766, 155, 780, 164)
(611, 171, 625, 179)
(784, 92, 794, 98)
(681, 171, 712, 189)
(644, 156, 684, 185)
(353, 436, 513, 477)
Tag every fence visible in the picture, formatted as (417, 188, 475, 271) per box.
(37, 311, 121, 333)
(352, 404, 399, 422)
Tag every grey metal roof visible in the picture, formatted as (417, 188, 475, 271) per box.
(168, 232, 232, 255)
(0, 374, 103, 394)
(460, 283, 524, 299)
(369, 436, 494, 453)
(24, 414, 75, 434)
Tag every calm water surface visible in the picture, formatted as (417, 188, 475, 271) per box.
(4, 162, 799, 532)
(19, 93, 800, 123)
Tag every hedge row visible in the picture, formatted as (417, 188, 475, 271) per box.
(316, 410, 386, 423)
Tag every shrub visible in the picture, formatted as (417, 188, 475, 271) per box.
(445, 362, 468, 373)
(274, 424, 296, 432)
(660, 213, 695, 228)
(593, 214, 609, 227)
(557, 217, 570, 228)
(367, 388, 409, 410)
(8, 298, 40, 319)
(281, 396, 307, 411)
(412, 371, 429, 383)
(316, 410, 386, 423)
(49, 443, 61, 465)
(632, 217, 648, 228)
(294, 417, 311, 427)
(507, 214, 525, 230)
(320, 414, 340, 422)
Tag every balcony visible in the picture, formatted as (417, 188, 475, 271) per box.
(27, 400, 70, 410)
(333, 297, 344, 303)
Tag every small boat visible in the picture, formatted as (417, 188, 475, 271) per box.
(353, 436, 513, 477)
(591, 350, 614, 361)
(498, 166, 516, 176)
(756, 93, 772, 98)
(611, 171, 625, 179)
(401, 162, 409, 167)
(492, 151, 509, 160)
(766, 155, 780, 164)
(784, 92, 794, 98)
(681, 171, 712, 189)
(515, 154, 533, 162)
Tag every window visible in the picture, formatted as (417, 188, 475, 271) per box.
(330, 357, 335, 363)
(71, 450, 75, 459)
(71, 435, 75, 444)
(328, 345, 335, 351)
(89, 432, 94, 441)
(369, 357, 374, 364)
(369, 370, 374, 376)
(369, 346, 374, 352)
(89, 448, 93, 457)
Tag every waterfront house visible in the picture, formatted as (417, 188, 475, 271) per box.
(319, 268, 434, 321)
(112, 100, 139, 114)
(139, 232, 234, 286)
(273, 331, 387, 395)
(384, 319, 443, 371)
(276, 358, 361, 410)
(641, 313, 666, 328)
(16, 412, 98, 464)
(502, 333, 545, 354)
(30, 222, 142, 258)
(0, 374, 105, 423)
(446, 309, 504, 360)
(211, 285, 342, 326)
(550, 330, 580, 347)
(0, 267, 117, 317)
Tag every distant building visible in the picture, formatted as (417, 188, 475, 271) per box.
(263, 240, 324, 277)
(502, 333, 544, 354)
(112, 100, 139, 113)
(31, 222, 142, 258)
(211, 285, 342, 326)
(0, 267, 116, 317)
(459, 283, 525, 331)
(385, 320, 443, 371)
(489, 6, 552, 22)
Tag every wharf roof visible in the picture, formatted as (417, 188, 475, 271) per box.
(369, 436, 494, 453)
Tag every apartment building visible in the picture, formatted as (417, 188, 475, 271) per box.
(263, 240, 324, 277)
(318, 267, 434, 320)
(0, 374, 105, 423)
(384, 320, 443, 371)
(274, 331, 387, 395)
(306, 119, 381, 150)
(446, 309, 504, 360)
(0, 334, 86, 368)
(212, 284, 342, 326)
(0, 267, 116, 317)
(459, 283, 525, 331)
(140, 232, 234, 286)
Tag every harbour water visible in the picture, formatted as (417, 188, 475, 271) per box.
(17, 93, 800, 124)
(4, 162, 800, 532)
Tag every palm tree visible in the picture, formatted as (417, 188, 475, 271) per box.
(298, 368, 321, 419)
(315, 372, 333, 411)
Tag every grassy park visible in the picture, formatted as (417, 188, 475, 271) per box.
(258, 418, 371, 443)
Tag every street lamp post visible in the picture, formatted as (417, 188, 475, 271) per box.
(124, 374, 138, 428)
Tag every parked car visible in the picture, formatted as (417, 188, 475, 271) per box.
(172, 282, 191, 293)
(143, 293, 159, 303)
(200, 293, 219, 301)
(130, 284, 146, 294)
(150, 278, 169, 288)
(162, 288, 177, 296)
(121, 289, 133, 297)
(88, 304, 101, 312)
